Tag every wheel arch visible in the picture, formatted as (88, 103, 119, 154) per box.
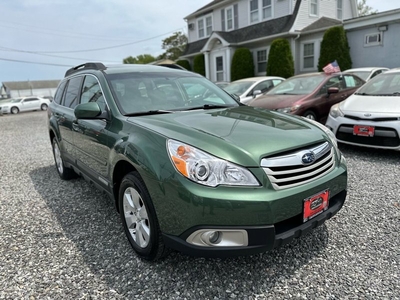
(112, 159, 138, 213)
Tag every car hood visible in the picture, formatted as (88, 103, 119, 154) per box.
(128, 106, 329, 167)
(248, 94, 307, 109)
(340, 94, 400, 114)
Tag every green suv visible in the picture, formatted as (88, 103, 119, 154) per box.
(47, 63, 347, 261)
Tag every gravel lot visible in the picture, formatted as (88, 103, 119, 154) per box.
(0, 111, 399, 299)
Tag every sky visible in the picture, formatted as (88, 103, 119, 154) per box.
(0, 0, 399, 84)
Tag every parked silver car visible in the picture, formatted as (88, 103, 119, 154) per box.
(325, 68, 400, 151)
(343, 67, 389, 81)
(0, 96, 50, 114)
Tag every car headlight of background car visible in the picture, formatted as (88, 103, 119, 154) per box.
(276, 105, 301, 114)
(329, 103, 344, 118)
(167, 139, 259, 187)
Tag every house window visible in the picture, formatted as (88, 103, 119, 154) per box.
(250, 0, 259, 23)
(216, 56, 224, 82)
(197, 15, 212, 38)
(257, 50, 267, 73)
(262, 0, 272, 19)
(310, 0, 318, 16)
(226, 7, 233, 30)
(365, 33, 382, 46)
(303, 43, 315, 69)
(337, 0, 343, 20)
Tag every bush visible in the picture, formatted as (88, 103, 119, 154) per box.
(193, 54, 206, 76)
(231, 48, 254, 81)
(318, 26, 352, 71)
(176, 60, 191, 71)
(266, 39, 294, 78)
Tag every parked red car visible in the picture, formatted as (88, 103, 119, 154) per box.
(247, 72, 365, 123)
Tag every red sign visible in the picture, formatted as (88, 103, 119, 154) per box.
(303, 190, 330, 222)
(353, 125, 375, 137)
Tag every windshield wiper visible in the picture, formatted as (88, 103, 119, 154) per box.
(184, 104, 233, 111)
(125, 110, 174, 116)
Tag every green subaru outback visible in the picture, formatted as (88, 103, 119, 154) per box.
(47, 63, 347, 261)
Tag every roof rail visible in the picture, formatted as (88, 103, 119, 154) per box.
(65, 62, 106, 77)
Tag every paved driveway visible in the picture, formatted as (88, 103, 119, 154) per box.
(0, 111, 399, 299)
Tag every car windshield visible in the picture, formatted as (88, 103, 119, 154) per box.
(11, 98, 23, 103)
(266, 75, 326, 95)
(347, 71, 369, 81)
(223, 81, 255, 96)
(106, 72, 239, 115)
(355, 72, 400, 96)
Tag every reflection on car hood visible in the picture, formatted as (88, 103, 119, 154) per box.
(128, 106, 328, 166)
(248, 94, 306, 109)
(341, 94, 400, 114)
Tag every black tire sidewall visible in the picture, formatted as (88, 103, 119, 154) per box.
(11, 107, 19, 114)
(119, 172, 160, 260)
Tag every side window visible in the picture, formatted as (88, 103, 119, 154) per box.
(343, 75, 363, 88)
(272, 79, 283, 86)
(25, 97, 38, 102)
(64, 77, 83, 108)
(80, 76, 106, 111)
(370, 70, 381, 79)
(252, 80, 273, 94)
(320, 77, 340, 94)
(54, 81, 67, 105)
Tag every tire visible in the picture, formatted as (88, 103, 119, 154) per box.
(303, 110, 317, 120)
(41, 104, 48, 111)
(11, 107, 19, 114)
(52, 138, 77, 180)
(119, 172, 167, 261)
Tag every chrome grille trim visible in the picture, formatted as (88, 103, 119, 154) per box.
(261, 142, 336, 190)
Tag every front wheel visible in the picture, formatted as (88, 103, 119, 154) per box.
(11, 107, 19, 114)
(119, 172, 167, 261)
(52, 138, 77, 180)
(303, 110, 317, 120)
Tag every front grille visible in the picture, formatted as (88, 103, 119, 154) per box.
(337, 124, 400, 147)
(344, 115, 399, 122)
(261, 142, 335, 190)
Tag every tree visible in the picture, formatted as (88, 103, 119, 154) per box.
(158, 31, 188, 61)
(176, 60, 191, 71)
(193, 54, 205, 76)
(357, 0, 378, 16)
(231, 48, 254, 81)
(123, 54, 156, 64)
(318, 26, 352, 71)
(266, 39, 294, 78)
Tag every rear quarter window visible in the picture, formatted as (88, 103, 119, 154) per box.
(54, 81, 67, 105)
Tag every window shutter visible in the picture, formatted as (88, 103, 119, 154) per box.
(221, 9, 225, 31)
(234, 4, 238, 29)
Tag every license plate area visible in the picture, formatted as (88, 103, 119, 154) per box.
(353, 125, 375, 137)
(303, 190, 330, 222)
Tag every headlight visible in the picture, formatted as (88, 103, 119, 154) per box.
(276, 105, 301, 114)
(302, 118, 341, 159)
(329, 103, 344, 118)
(167, 139, 259, 187)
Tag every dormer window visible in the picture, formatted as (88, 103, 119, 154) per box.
(250, 0, 273, 24)
(337, 0, 343, 20)
(310, 0, 318, 17)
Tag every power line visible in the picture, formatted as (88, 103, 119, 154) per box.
(0, 57, 73, 67)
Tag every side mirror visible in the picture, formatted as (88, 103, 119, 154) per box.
(74, 102, 102, 119)
(327, 87, 339, 94)
(253, 90, 262, 98)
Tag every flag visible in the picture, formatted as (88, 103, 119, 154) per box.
(323, 60, 341, 74)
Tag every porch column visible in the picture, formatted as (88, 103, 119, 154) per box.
(204, 51, 210, 80)
(225, 48, 231, 82)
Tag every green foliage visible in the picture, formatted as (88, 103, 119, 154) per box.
(176, 60, 191, 71)
(159, 31, 188, 61)
(123, 54, 156, 64)
(193, 54, 205, 76)
(266, 39, 294, 78)
(318, 26, 352, 71)
(357, 0, 378, 16)
(230, 48, 254, 81)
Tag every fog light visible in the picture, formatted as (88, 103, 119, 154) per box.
(209, 231, 221, 244)
(186, 229, 248, 247)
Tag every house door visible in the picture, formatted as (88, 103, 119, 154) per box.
(216, 56, 224, 82)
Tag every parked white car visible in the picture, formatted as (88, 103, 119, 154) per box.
(0, 96, 50, 114)
(223, 76, 285, 103)
(343, 67, 389, 81)
(325, 68, 400, 151)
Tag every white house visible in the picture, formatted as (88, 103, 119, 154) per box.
(181, 0, 359, 82)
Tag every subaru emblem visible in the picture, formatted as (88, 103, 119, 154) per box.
(301, 152, 315, 165)
(364, 113, 372, 117)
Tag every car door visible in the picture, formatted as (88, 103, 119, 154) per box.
(21, 97, 40, 112)
(55, 76, 83, 160)
(72, 75, 111, 184)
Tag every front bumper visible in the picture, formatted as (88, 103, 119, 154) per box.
(163, 190, 346, 258)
